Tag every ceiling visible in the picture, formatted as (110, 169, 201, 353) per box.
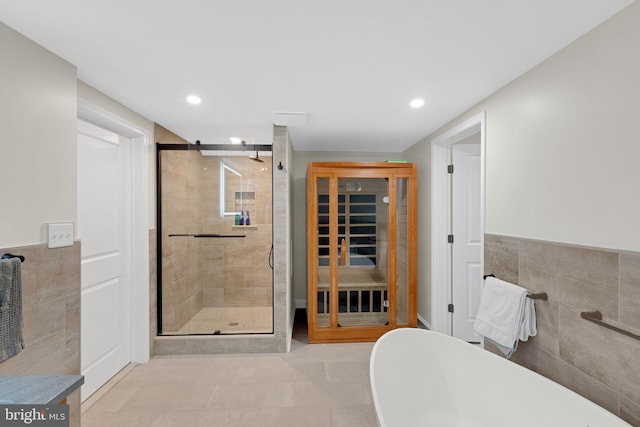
(0, 0, 632, 152)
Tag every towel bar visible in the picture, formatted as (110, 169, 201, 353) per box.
(581, 310, 640, 341)
(1, 253, 25, 263)
(482, 274, 547, 300)
(527, 292, 548, 300)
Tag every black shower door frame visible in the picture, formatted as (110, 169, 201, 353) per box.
(155, 143, 273, 335)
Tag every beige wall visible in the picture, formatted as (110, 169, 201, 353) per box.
(292, 151, 403, 307)
(404, 2, 640, 326)
(78, 81, 153, 135)
(0, 23, 81, 426)
(401, 140, 430, 323)
(0, 22, 77, 248)
(480, 4, 640, 251)
(77, 81, 155, 227)
(407, 2, 640, 253)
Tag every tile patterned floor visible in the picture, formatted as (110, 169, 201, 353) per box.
(81, 314, 377, 427)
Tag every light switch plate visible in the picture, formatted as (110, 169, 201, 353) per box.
(47, 223, 74, 248)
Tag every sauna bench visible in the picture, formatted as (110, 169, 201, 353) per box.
(0, 375, 84, 404)
(317, 268, 388, 289)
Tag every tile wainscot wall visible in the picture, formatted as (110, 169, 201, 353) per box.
(484, 234, 640, 426)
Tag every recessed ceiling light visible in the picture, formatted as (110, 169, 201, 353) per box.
(229, 137, 242, 144)
(186, 94, 202, 105)
(410, 98, 425, 108)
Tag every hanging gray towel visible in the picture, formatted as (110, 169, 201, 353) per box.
(0, 258, 25, 363)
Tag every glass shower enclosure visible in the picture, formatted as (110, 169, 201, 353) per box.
(156, 143, 273, 335)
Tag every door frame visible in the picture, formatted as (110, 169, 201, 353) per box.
(78, 99, 150, 363)
(430, 112, 486, 335)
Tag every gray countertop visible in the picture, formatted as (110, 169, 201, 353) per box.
(0, 375, 84, 404)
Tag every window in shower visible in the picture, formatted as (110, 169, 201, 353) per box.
(156, 143, 274, 336)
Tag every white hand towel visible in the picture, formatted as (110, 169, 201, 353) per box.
(474, 277, 537, 358)
(519, 297, 537, 342)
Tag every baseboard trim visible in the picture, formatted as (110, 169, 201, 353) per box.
(417, 313, 431, 330)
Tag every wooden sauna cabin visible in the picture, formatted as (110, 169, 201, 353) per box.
(306, 162, 417, 343)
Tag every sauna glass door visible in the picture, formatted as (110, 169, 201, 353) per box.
(314, 176, 390, 328)
(335, 177, 389, 327)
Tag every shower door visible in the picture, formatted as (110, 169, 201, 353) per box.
(307, 162, 417, 343)
(156, 143, 273, 336)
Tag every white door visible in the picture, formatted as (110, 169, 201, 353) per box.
(77, 120, 132, 401)
(451, 140, 482, 342)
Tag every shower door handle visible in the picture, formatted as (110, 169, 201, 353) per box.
(269, 245, 274, 269)
(194, 234, 246, 238)
(168, 233, 246, 238)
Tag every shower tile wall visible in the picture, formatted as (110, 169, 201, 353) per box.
(484, 234, 640, 425)
(201, 157, 273, 311)
(160, 150, 203, 332)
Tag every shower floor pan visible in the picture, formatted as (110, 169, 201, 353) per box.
(164, 306, 273, 335)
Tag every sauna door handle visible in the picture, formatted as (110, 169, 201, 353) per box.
(340, 238, 346, 266)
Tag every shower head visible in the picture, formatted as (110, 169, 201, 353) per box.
(249, 150, 264, 163)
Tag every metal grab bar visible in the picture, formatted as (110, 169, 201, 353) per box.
(581, 310, 640, 341)
(168, 233, 246, 238)
(482, 273, 548, 300)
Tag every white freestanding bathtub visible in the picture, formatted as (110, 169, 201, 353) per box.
(370, 328, 631, 427)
